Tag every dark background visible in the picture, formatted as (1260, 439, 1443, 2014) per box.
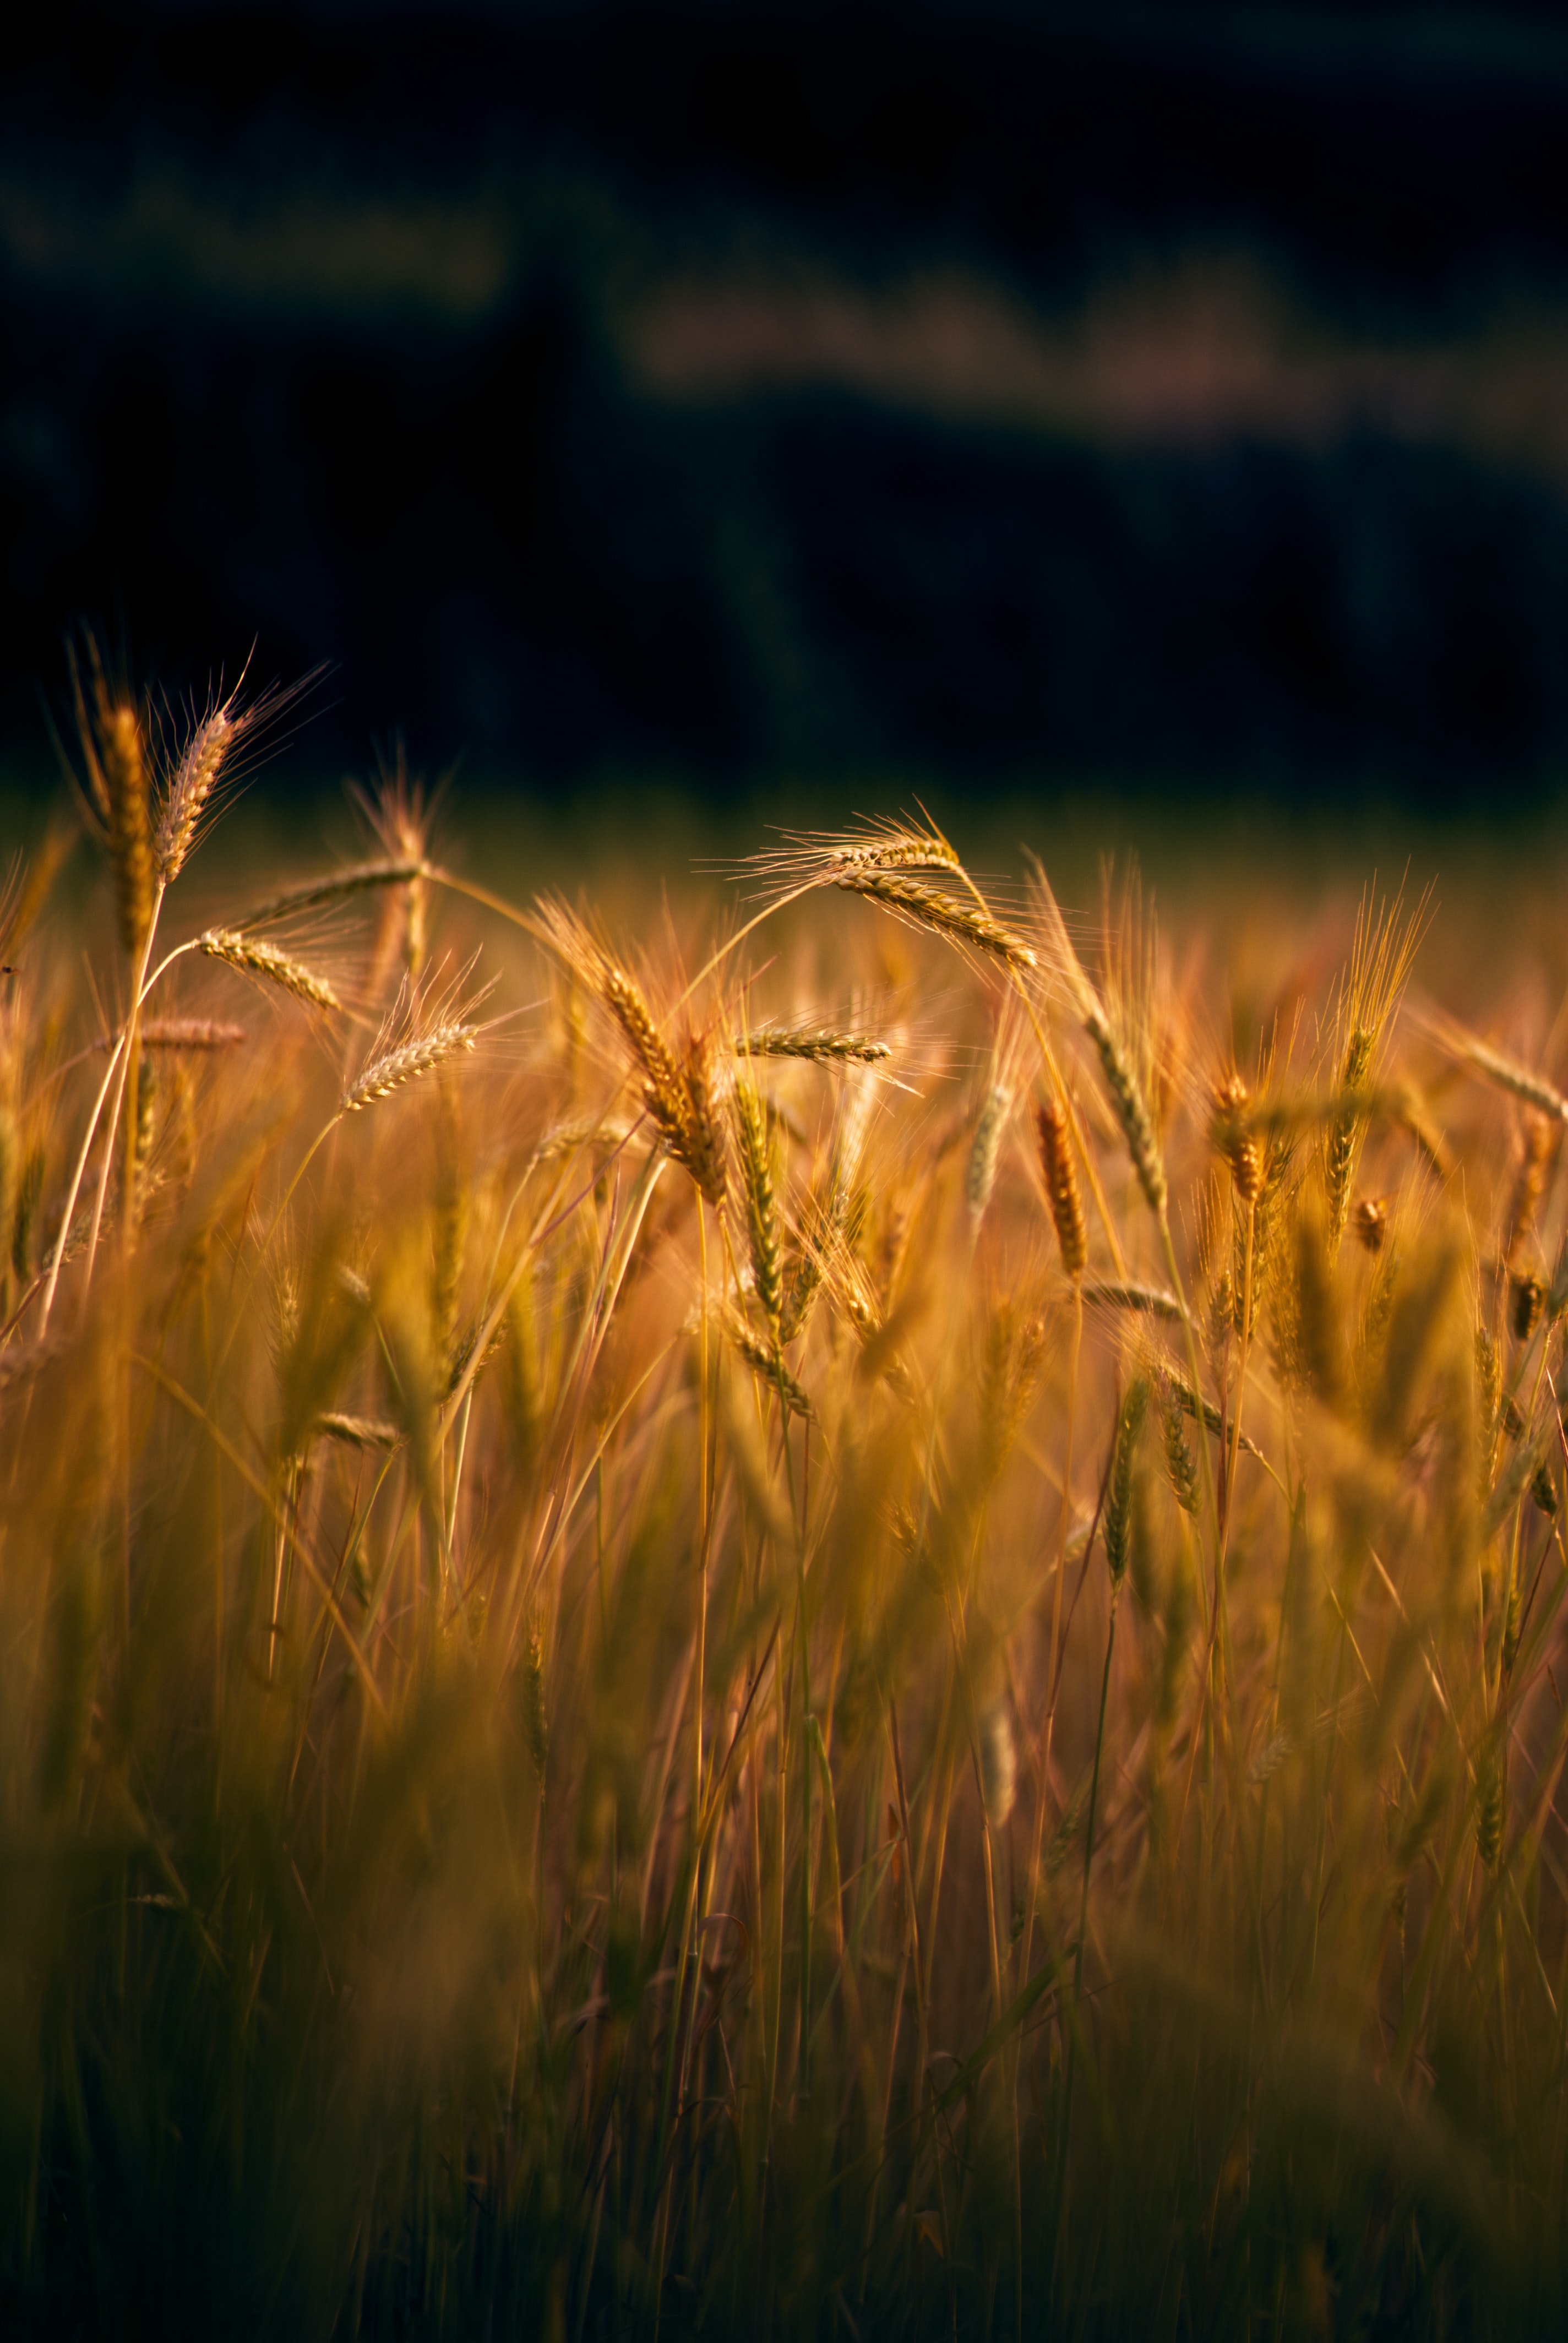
(7, 1, 1568, 804)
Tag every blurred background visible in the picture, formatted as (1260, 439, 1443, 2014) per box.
(7, 1, 1568, 818)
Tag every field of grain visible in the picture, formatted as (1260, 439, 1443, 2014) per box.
(5, 646, 1568, 2336)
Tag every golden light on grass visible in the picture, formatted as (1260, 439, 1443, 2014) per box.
(8, 664, 1568, 2335)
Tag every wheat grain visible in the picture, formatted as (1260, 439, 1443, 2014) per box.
(200, 929, 342, 1012)
(1084, 1278, 1184, 1322)
(1104, 1376, 1151, 1586)
(834, 872, 1036, 969)
(735, 1026, 892, 1064)
(96, 1018, 248, 1052)
(966, 1083, 1011, 1233)
(315, 1412, 401, 1449)
(1212, 1072, 1262, 1205)
(156, 709, 233, 882)
(734, 1069, 783, 1340)
(1084, 1001, 1167, 1215)
(726, 1315, 814, 1418)
(237, 858, 429, 928)
(341, 1023, 478, 1111)
(1036, 1094, 1088, 1278)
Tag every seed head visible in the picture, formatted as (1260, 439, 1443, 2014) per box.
(734, 1069, 783, 1341)
(1476, 1746, 1505, 1871)
(1104, 1376, 1151, 1588)
(199, 929, 341, 1013)
(1084, 1002, 1166, 1217)
(1212, 1071, 1262, 1206)
(966, 1083, 1011, 1234)
(156, 709, 233, 882)
(342, 1023, 477, 1112)
(1036, 1095, 1087, 1278)
(835, 871, 1036, 971)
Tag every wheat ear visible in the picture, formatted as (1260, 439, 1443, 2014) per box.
(200, 930, 342, 1013)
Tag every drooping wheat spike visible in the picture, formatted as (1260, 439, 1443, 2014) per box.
(342, 1023, 478, 1113)
(1503, 1114, 1554, 1269)
(830, 1254, 914, 1401)
(156, 708, 233, 883)
(1036, 1094, 1087, 1278)
(200, 929, 342, 1013)
(1084, 1279, 1184, 1323)
(742, 816, 966, 892)
(97, 1018, 248, 1052)
(726, 1315, 814, 1418)
(1476, 1745, 1505, 1871)
(834, 872, 1036, 970)
(735, 1026, 892, 1064)
(734, 1068, 783, 1341)
(238, 859, 429, 929)
(1156, 1370, 1200, 1513)
(1211, 1072, 1262, 1205)
(1437, 1024, 1568, 1123)
(1083, 1000, 1166, 1216)
(1476, 1325, 1501, 1500)
(966, 1083, 1012, 1234)
(1104, 1376, 1151, 1587)
(1161, 1371, 1265, 1461)
(520, 1608, 549, 1794)
(315, 1412, 401, 1450)
(594, 958, 725, 1207)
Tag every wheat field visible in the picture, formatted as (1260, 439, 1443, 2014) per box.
(3, 645, 1568, 2337)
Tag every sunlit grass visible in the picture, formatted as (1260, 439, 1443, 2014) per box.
(3, 655, 1568, 2336)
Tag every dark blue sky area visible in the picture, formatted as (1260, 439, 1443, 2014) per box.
(7, 3, 1568, 800)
